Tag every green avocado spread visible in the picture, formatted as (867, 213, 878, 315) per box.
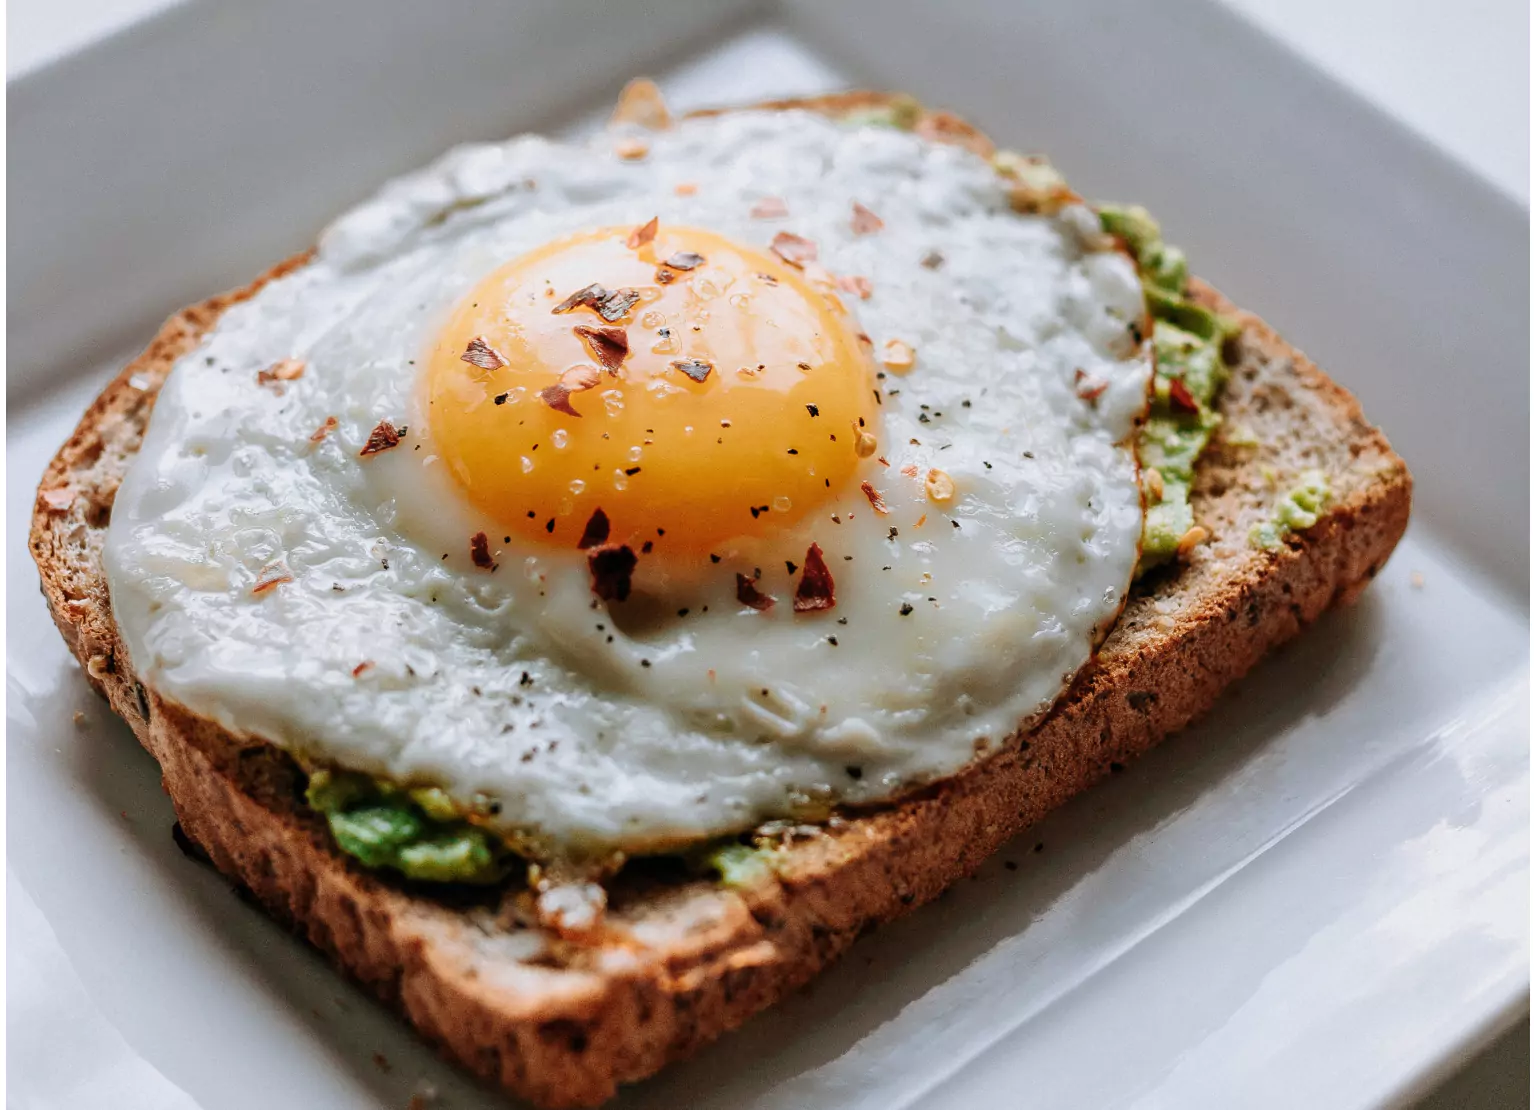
(702, 842, 776, 888)
(1250, 469, 1332, 549)
(1096, 204, 1235, 572)
(305, 769, 510, 884)
(839, 94, 924, 131)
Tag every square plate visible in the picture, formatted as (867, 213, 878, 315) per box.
(9, 4, 1528, 1107)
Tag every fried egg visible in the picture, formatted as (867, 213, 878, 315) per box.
(104, 104, 1151, 861)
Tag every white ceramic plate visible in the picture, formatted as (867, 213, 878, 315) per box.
(8, 5, 1528, 1108)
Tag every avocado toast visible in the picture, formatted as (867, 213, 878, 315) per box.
(30, 90, 1410, 1107)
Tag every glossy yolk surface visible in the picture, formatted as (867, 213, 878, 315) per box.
(425, 225, 875, 558)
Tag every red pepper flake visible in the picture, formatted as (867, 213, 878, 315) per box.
(793, 543, 835, 612)
(859, 481, 890, 514)
(920, 250, 945, 269)
(470, 531, 497, 570)
(577, 507, 611, 550)
(252, 560, 293, 596)
(1167, 377, 1200, 414)
(735, 573, 775, 611)
(40, 487, 75, 512)
(360, 420, 403, 456)
(309, 416, 338, 443)
(835, 274, 873, 300)
(613, 137, 649, 161)
(751, 196, 789, 219)
(352, 661, 373, 678)
(573, 325, 629, 373)
(610, 77, 672, 130)
(671, 358, 713, 383)
(627, 216, 659, 250)
(553, 283, 606, 314)
(662, 250, 705, 271)
(460, 336, 507, 371)
(850, 201, 884, 235)
(595, 288, 639, 323)
(900, 463, 919, 478)
(674, 182, 698, 196)
(539, 386, 579, 416)
(770, 231, 818, 268)
(540, 365, 601, 416)
(257, 357, 305, 390)
(588, 544, 638, 602)
(1074, 368, 1109, 403)
(655, 268, 676, 284)
(552, 284, 639, 323)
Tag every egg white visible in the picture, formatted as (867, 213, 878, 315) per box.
(104, 110, 1150, 859)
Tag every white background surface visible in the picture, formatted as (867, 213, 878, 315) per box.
(8, 3, 1528, 1109)
(1221, 0, 1527, 202)
(8, 0, 1530, 204)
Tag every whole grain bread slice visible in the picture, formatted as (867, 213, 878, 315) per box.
(28, 93, 1410, 1108)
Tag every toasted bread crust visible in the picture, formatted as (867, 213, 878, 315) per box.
(29, 96, 1410, 1108)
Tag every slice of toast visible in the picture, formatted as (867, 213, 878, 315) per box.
(28, 94, 1410, 1108)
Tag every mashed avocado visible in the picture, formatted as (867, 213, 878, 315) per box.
(1097, 204, 1235, 572)
(838, 94, 924, 131)
(305, 769, 510, 884)
(703, 842, 776, 888)
(1250, 470, 1332, 549)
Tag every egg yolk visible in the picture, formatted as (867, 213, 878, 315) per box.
(424, 225, 875, 558)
